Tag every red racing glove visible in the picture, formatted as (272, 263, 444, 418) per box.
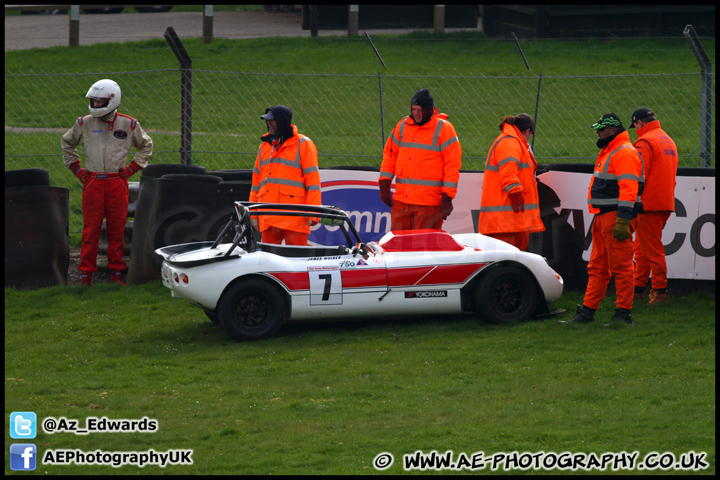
(379, 179, 393, 208)
(509, 190, 525, 213)
(119, 160, 141, 180)
(69, 161, 90, 183)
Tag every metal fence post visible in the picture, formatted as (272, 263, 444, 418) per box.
(378, 72, 385, 149)
(348, 5, 359, 37)
(532, 73, 542, 152)
(364, 32, 387, 149)
(164, 27, 193, 165)
(683, 25, 713, 168)
(69, 6, 79, 48)
(203, 5, 214, 44)
(434, 5, 445, 34)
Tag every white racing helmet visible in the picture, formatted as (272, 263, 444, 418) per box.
(86, 79, 121, 117)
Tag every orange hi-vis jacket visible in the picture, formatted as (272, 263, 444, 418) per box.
(587, 130, 644, 221)
(633, 120, 677, 212)
(379, 107, 462, 206)
(477, 123, 545, 235)
(249, 124, 321, 234)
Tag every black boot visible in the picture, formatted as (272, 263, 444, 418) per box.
(558, 304, 596, 324)
(604, 307, 634, 326)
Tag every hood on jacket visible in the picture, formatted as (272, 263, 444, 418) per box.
(261, 105, 294, 144)
(411, 89, 435, 126)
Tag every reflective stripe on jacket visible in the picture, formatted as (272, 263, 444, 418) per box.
(379, 108, 462, 206)
(61, 111, 153, 172)
(477, 123, 544, 235)
(587, 130, 644, 221)
(249, 124, 321, 233)
(633, 120, 677, 211)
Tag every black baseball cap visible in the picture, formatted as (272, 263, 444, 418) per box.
(260, 108, 274, 121)
(629, 108, 654, 128)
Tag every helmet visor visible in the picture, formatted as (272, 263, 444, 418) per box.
(89, 96, 110, 108)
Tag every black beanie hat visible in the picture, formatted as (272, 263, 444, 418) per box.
(411, 89, 434, 110)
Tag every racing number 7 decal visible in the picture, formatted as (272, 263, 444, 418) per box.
(308, 267, 342, 305)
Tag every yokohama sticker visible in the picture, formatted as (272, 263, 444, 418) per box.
(405, 291, 448, 298)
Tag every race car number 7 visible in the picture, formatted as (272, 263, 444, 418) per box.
(308, 267, 343, 305)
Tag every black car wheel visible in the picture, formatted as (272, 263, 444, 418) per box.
(474, 265, 538, 324)
(218, 280, 286, 341)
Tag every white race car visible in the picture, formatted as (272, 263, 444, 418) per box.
(156, 202, 564, 341)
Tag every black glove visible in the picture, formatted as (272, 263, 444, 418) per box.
(441, 193, 453, 220)
(379, 179, 393, 208)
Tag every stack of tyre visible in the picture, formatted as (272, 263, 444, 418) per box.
(5, 168, 69, 289)
(127, 164, 253, 285)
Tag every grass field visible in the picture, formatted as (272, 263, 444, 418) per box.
(4, 281, 715, 474)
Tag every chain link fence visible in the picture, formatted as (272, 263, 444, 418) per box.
(5, 68, 715, 235)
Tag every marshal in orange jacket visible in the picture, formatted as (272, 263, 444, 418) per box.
(379, 107, 462, 206)
(633, 120, 677, 212)
(249, 124, 321, 233)
(478, 123, 545, 235)
(587, 130, 644, 221)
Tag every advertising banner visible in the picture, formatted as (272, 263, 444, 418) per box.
(313, 169, 715, 282)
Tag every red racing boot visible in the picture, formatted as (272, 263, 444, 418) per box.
(110, 270, 125, 286)
(80, 272, 92, 286)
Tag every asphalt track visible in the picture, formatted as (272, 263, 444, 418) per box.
(5, 9, 481, 51)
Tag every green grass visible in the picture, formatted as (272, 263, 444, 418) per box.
(4, 283, 715, 474)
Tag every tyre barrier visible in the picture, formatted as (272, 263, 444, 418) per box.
(529, 163, 595, 290)
(5, 169, 70, 290)
(127, 168, 253, 285)
(98, 163, 208, 259)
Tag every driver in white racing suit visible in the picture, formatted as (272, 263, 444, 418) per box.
(62, 79, 153, 285)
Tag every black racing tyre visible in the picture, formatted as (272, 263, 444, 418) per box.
(218, 279, 286, 341)
(5, 168, 50, 188)
(141, 163, 206, 179)
(474, 265, 538, 325)
(207, 169, 254, 181)
(160, 174, 223, 184)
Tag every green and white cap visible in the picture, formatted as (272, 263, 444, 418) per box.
(591, 113, 623, 131)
